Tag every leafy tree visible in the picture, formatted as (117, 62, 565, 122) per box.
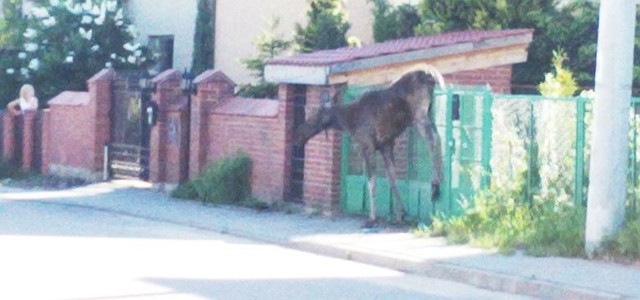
(0, 0, 26, 48)
(191, 0, 215, 76)
(238, 15, 291, 99)
(414, 0, 594, 91)
(370, 0, 420, 42)
(0, 0, 154, 102)
(294, 0, 350, 53)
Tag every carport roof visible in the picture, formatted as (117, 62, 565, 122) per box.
(265, 29, 534, 85)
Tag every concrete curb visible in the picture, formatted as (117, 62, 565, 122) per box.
(289, 240, 625, 300)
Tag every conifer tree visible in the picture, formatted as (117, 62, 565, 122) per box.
(191, 0, 215, 75)
(294, 0, 350, 53)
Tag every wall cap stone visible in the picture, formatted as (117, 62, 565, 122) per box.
(213, 97, 279, 118)
(193, 69, 236, 86)
(152, 69, 181, 84)
(48, 91, 90, 106)
(87, 68, 114, 83)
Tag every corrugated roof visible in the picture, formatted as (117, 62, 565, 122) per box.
(268, 29, 533, 67)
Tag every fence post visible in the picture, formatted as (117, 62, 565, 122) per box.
(103, 145, 109, 181)
(443, 87, 455, 214)
(575, 97, 587, 206)
(480, 87, 493, 189)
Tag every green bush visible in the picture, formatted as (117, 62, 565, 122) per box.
(172, 151, 253, 204)
(601, 214, 640, 262)
(428, 186, 587, 257)
(0, 160, 21, 179)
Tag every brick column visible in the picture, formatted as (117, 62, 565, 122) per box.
(188, 70, 235, 179)
(20, 111, 37, 170)
(87, 69, 114, 173)
(149, 69, 188, 184)
(40, 109, 50, 174)
(2, 113, 15, 163)
(302, 85, 344, 214)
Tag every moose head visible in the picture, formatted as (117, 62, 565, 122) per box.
(294, 91, 339, 146)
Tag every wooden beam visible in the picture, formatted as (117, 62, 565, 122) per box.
(328, 44, 529, 86)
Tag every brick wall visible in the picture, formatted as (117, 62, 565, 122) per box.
(41, 69, 113, 180)
(301, 85, 344, 213)
(445, 65, 513, 94)
(189, 70, 293, 203)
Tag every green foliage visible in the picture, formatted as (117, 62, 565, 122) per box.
(413, 0, 603, 90)
(370, 0, 420, 42)
(191, 0, 215, 75)
(173, 151, 253, 204)
(0, 0, 154, 102)
(239, 15, 291, 99)
(0, 160, 22, 179)
(294, 0, 350, 53)
(601, 215, 640, 262)
(538, 49, 578, 97)
(429, 187, 586, 257)
(0, 0, 26, 48)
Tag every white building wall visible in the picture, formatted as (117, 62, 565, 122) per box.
(216, 0, 377, 85)
(125, 0, 413, 85)
(126, 0, 198, 74)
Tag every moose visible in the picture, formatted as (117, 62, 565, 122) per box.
(295, 66, 445, 228)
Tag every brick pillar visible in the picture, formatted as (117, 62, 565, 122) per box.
(149, 69, 188, 184)
(2, 113, 15, 163)
(20, 111, 37, 170)
(188, 70, 236, 179)
(41, 109, 50, 174)
(87, 69, 114, 173)
(302, 85, 344, 213)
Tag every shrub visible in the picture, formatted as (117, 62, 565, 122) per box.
(429, 189, 586, 256)
(173, 151, 253, 204)
(0, 160, 21, 179)
(601, 214, 640, 262)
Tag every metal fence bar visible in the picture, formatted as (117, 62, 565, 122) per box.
(575, 98, 587, 206)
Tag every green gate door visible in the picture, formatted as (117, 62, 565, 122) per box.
(340, 85, 492, 222)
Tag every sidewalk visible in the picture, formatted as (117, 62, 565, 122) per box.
(1, 180, 638, 300)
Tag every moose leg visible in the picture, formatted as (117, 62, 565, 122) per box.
(361, 146, 378, 228)
(381, 146, 406, 223)
(417, 116, 444, 201)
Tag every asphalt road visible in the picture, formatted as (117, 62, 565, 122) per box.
(0, 197, 533, 300)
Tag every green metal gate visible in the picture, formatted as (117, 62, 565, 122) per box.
(339, 85, 640, 222)
(340, 85, 493, 222)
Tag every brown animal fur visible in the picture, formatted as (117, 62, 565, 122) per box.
(296, 69, 444, 227)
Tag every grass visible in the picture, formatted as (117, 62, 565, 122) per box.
(421, 186, 640, 263)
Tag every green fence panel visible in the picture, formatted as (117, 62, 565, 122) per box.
(339, 85, 640, 221)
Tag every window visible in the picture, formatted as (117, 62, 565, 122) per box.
(148, 35, 174, 75)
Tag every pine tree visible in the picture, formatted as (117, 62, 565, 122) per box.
(294, 0, 350, 53)
(238, 16, 291, 99)
(371, 0, 420, 42)
(191, 0, 215, 75)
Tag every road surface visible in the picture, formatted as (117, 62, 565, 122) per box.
(0, 195, 534, 300)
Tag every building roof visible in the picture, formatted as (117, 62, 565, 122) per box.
(265, 29, 534, 85)
(269, 29, 533, 67)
